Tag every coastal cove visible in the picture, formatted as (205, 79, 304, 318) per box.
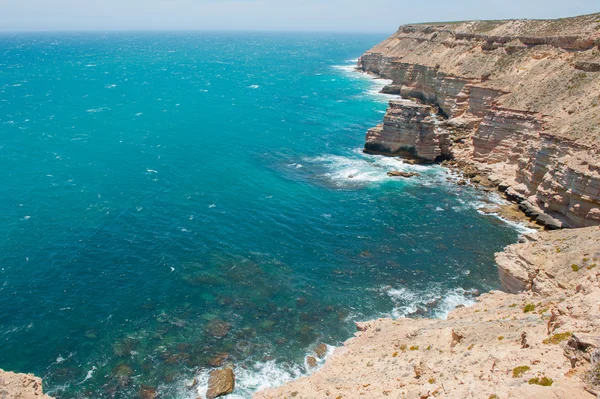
(0, 32, 526, 399)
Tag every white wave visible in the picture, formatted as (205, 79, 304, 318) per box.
(185, 361, 304, 399)
(80, 366, 96, 383)
(146, 169, 158, 174)
(86, 107, 109, 113)
(304, 150, 430, 187)
(331, 62, 398, 102)
(386, 285, 477, 320)
(248, 85, 260, 89)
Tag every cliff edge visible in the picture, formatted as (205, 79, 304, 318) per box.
(255, 227, 600, 399)
(0, 369, 53, 399)
(359, 13, 600, 228)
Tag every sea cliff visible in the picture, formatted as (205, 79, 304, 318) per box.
(255, 13, 600, 399)
(0, 369, 54, 399)
(360, 13, 600, 228)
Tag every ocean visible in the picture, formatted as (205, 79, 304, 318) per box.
(0, 32, 523, 398)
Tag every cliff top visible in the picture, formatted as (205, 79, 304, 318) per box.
(410, 12, 600, 38)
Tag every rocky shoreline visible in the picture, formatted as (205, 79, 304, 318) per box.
(255, 228, 600, 399)
(254, 13, 600, 399)
(4, 14, 600, 399)
(358, 13, 600, 229)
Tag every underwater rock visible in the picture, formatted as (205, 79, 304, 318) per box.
(205, 318, 232, 339)
(206, 365, 235, 399)
(208, 352, 229, 367)
(139, 385, 157, 399)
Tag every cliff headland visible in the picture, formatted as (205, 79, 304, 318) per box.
(255, 13, 600, 399)
(360, 13, 600, 229)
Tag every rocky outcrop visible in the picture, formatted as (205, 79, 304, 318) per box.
(359, 13, 600, 227)
(364, 101, 451, 161)
(206, 365, 235, 399)
(255, 227, 600, 399)
(0, 369, 54, 399)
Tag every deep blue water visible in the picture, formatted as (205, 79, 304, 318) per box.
(0, 32, 521, 398)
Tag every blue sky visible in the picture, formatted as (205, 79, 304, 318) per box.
(1, 0, 598, 32)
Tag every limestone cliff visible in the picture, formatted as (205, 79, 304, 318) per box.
(359, 13, 600, 228)
(255, 227, 600, 399)
(0, 369, 54, 399)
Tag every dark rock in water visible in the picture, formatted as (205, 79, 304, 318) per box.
(111, 363, 133, 388)
(457, 179, 467, 186)
(314, 343, 328, 358)
(187, 378, 199, 389)
(455, 304, 466, 309)
(112, 363, 133, 378)
(360, 250, 372, 258)
(205, 318, 232, 339)
(208, 352, 229, 367)
(387, 170, 420, 178)
(260, 319, 276, 331)
(295, 297, 307, 307)
(306, 356, 318, 368)
(206, 365, 235, 399)
(113, 337, 139, 357)
(139, 385, 157, 399)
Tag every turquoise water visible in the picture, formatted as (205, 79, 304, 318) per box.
(0, 32, 520, 398)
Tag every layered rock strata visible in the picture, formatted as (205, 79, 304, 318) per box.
(0, 369, 54, 399)
(255, 227, 600, 399)
(359, 13, 600, 227)
(365, 101, 451, 161)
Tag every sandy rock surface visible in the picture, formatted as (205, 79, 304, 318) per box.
(0, 369, 53, 399)
(255, 227, 600, 398)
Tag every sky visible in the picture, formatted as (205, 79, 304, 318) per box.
(0, 0, 598, 33)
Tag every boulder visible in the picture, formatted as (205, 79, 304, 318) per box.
(314, 344, 328, 358)
(387, 170, 420, 178)
(206, 366, 235, 399)
(306, 356, 318, 368)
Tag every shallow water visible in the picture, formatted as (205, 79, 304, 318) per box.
(0, 32, 521, 398)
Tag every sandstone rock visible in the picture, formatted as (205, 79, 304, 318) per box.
(387, 170, 420, 178)
(314, 344, 328, 358)
(536, 213, 563, 230)
(306, 356, 318, 368)
(358, 14, 600, 228)
(364, 101, 450, 162)
(206, 366, 235, 399)
(0, 369, 54, 399)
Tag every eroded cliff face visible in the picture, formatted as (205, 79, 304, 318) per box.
(359, 13, 600, 227)
(255, 227, 600, 399)
(0, 369, 54, 399)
